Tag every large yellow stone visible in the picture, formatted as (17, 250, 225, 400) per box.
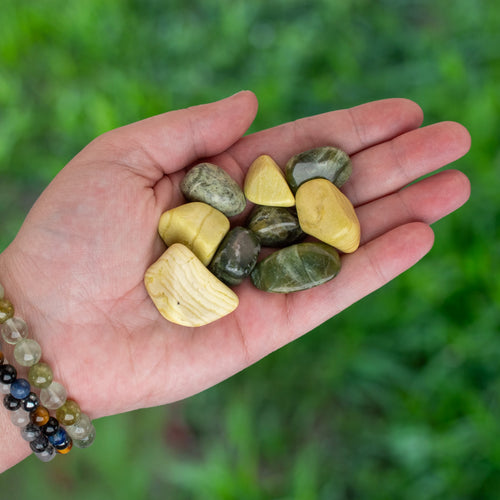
(145, 244, 239, 327)
(243, 155, 295, 207)
(158, 202, 229, 265)
(296, 179, 360, 253)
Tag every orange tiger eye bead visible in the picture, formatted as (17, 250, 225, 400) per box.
(31, 406, 50, 426)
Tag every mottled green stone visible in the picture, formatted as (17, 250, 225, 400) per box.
(247, 205, 304, 247)
(181, 162, 246, 217)
(285, 146, 352, 193)
(209, 227, 261, 286)
(251, 242, 341, 293)
(56, 399, 81, 426)
(29, 362, 54, 389)
(0, 298, 14, 324)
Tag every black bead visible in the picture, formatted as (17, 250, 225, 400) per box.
(41, 416, 59, 436)
(0, 364, 17, 384)
(29, 434, 49, 453)
(3, 393, 21, 411)
(22, 392, 40, 412)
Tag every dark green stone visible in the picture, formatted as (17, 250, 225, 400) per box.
(251, 242, 341, 293)
(180, 162, 246, 217)
(247, 205, 305, 247)
(209, 227, 261, 286)
(285, 146, 352, 193)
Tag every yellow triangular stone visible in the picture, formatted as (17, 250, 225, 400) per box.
(244, 155, 295, 207)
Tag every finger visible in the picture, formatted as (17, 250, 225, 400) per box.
(357, 169, 471, 244)
(226, 98, 424, 169)
(100, 90, 259, 181)
(344, 121, 471, 206)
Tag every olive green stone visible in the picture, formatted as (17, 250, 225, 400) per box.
(285, 146, 352, 193)
(0, 298, 14, 324)
(209, 227, 261, 286)
(28, 362, 54, 389)
(181, 162, 246, 217)
(247, 205, 304, 247)
(251, 242, 341, 293)
(56, 399, 81, 426)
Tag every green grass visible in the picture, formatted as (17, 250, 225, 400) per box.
(1, 0, 499, 498)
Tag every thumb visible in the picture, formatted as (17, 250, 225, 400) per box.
(103, 90, 259, 180)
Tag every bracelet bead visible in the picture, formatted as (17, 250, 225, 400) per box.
(34, 445, 57, 462)
(40, 416, 59, 436)
(40, 381, 67, 410)
(65, 412, 93, 440)
(0, 382, 12, 394)
(10, 378, 31, 400)
(14, 338, 42, 367)
(56, 399, 81, 426)
(28, 362, 53, 389)
(21, 423, 42, 442)
(0, 298, 14, 324)
(1, 317, 28, 344)
(10, 407, 31, 427)
(22, 392, 40, 413)
(3, 393, 22, 411)
(49, 427, 73, 454)
(29, 433, 50, 453)
(73, 424, 96, 449)
(31, 406, 50, 426)
(0, 363, 17, 384)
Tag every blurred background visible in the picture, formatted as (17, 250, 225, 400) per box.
(0, 0, 498, 498)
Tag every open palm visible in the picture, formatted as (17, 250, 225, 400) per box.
(0, 91, 470, 422)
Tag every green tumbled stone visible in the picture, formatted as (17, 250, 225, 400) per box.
(209, 227, 261, 286)
(29, 362, 54, 389)
(181, 162, 246, 217)
(285, 146, 352, 193)
(0, 298, 14, 324)
(247, 205, 304, 247)
(251, 242, 341, 293)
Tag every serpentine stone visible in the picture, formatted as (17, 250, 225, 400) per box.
(209, 227, 261, 286)
(285, 146, 352, 193)
(250, 242, 341, 293)
(180, 162, 246, 217)
(247, 205, 304, 247)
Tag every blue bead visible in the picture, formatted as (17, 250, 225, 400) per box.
(10, 378, 31, 399)
(48, 427, 68, 447)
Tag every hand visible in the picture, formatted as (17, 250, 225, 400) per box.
(0, 91, 470, 423)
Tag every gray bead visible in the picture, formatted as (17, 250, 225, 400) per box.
(285, 146, 352, 193)
(209, 227, 261, 286)
(247, 205, 304, 247)
(180, 162, 246, 217)
(251, 242, 341, 293)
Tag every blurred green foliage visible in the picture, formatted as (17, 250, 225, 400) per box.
(1, 0, 499, 498)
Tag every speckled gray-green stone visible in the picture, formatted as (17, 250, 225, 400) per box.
(209, 227, 261, 286)
(285, 146, 352, 193)
(251, 242, 341, 293)
(181, 162, 246, 217)
(247, 206, 304, 247)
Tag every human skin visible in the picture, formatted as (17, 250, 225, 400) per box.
(0, 91, 471, 470)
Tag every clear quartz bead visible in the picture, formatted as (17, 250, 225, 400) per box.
(1, 317, 29, 344)
(65, 413, 93, 440)
(40, 381, 67, 410)
(10, 408, 31, 427)
(13, 339, 42, 367)
(73, 424, 96, 448)
(0, 382, 12, 394)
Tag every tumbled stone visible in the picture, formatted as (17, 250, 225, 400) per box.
(209, 227, 261, 286)
(158, 202, 229, 266)
(285, 146, 352, 193)
(296, 179, 360, 253)
(180, 162, 246, 217)
(243, 155, 295, 207)
(247, 205, 304, 247)
(251, 242, 341, 293)
(144, 243, 239, 327)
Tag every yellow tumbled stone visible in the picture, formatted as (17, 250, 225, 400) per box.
(243, 155, 295, 207)
(296, 179, 360, 253)
(144, 244, 239, 327)
(158, 202, 229, 265)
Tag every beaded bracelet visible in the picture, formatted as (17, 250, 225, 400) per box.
(0, 282, 95, 462)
